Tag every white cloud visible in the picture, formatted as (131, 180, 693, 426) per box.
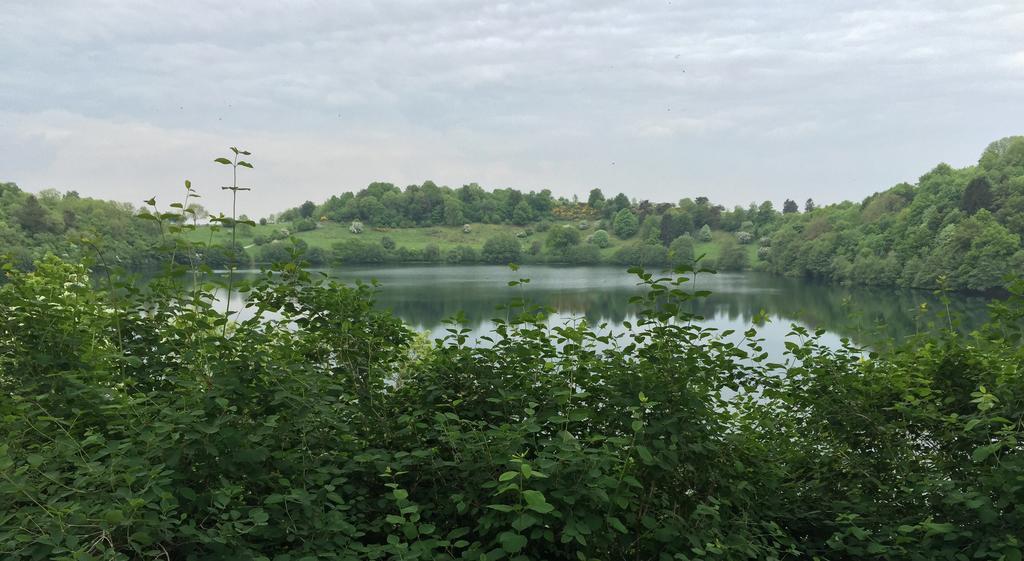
(1, 0, 1022, 214)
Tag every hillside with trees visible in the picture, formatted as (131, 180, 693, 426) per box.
(4, 136, 1024, 291)
(0, 183, 163, 270)
(762, 136, 1024, 291)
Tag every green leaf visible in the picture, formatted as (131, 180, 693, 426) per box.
(487, 504, 514, 512)
(499, 470, 519, 482)
(511, 513, 537, 531)
(250, 508, 269, 524)
(26, 453, 43, 467)
(103, 509, 125, 525)
(522, 490, 546, 507)
(498, 531, 527, 553)
(393, 489, 408, 500)
(635, 445, 654, 464)
(214, 157, 232, 165)
(972, 443, 1000, 462)
(607, 516, 628, 533)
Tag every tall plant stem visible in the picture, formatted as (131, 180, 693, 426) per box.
(223, 153, 238, 337)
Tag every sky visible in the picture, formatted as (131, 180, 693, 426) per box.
(1, 0, 1022, 218)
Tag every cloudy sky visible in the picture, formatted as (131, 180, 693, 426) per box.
(1, 0, 1022, 217)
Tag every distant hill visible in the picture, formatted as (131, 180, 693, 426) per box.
(763, 136, 1024, 291)
(0, 184, 162, 270)
(5, 136, 1023, 291)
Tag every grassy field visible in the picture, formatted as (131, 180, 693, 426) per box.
(187, 220, 759, 266)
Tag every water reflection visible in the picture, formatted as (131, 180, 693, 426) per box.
(219, 264, 992, 357)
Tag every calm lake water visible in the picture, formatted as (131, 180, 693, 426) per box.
(225, 264, 993, 357)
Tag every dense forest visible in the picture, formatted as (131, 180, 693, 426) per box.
(3, 136, 1023, 291)
(0, 183, 162, 269)
(764, 137, 1024, 291)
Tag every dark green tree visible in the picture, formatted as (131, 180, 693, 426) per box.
(961, 176, 993, 215)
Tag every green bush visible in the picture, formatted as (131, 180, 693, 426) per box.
(611, 242, 668, 267)
(292, 218, 317, 232)
(445, 245, 479, 263)
(332, 239, 385, 263)
(545, 226, 581, 251)
(482, 233, 522, 263)
(717, 238, 748, 271)
(588, 229, 610, 248)
(2, 256, 1024, 560)
(668, 235, 695, 267)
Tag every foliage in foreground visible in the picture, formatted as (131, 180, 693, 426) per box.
(1, 252, 1022, 560)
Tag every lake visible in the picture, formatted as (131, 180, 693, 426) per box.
(225, 264, 993, 357)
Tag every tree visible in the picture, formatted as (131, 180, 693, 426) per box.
(804, 198, 816, 212)
(697, 224, 713, 242)
(443, 197, 466, 227)
(512, 201, 535, 225)
(15, 195, 53, 235)
(546, 226, 581, 251)
(587, 188, 605, 208)
(482, 233, 522, 263)
(659, 211, 693, 246)
(668, 235, 694, 267)
(961, 176, 993, 215)
(299, 200, 317, 218)
(783, 199, 799, 214)
(717, 237, 748, 271)
(612, 209, 639, 239)
(381, 236, 396, 250)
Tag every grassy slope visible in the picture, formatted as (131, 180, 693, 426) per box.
(188, 220, 758, 266)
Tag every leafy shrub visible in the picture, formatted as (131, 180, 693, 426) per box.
(578, 220, 589, 230)
(758, 246, 771, 260)
(445, 245, 479, 263)
(561, 244, 601, 264)
(736, 231, 753, 244)
(463, 223, 472, 234)
(381, 235, 396, 250)
(588, 229, 610, 248)
(252, 235, 268, 246)
(422, 244, 441, 262)
(611, 242, 668, 266)
(545, 226, 581, 251)
(202, 242, 250, 269)
(535, 219, 553, 232)
(349, 220, 364, 234)
(668, 235, 695, 267)
(332, 239, 384, 263)
(697, 224, 713, 242)
(2, 256, 1024, 561)
(482, 233, 522, 263)
(717, 238, 748, 271)
(292, 218, 317, 232)
(258, 241, 293, 263)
